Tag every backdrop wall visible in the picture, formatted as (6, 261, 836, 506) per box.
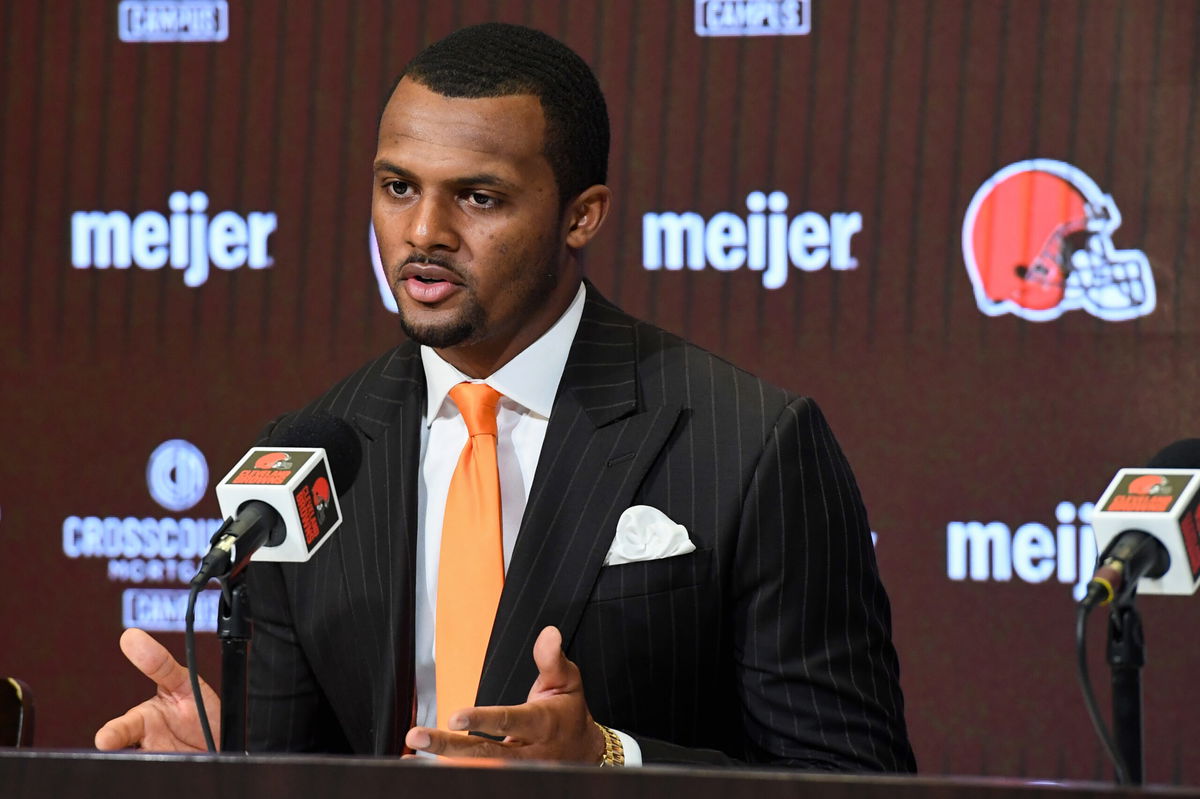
(2, 0, 1198, 783)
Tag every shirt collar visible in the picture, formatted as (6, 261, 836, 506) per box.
(420, 282, 587, 425)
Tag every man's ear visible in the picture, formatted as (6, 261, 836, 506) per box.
(564, 185, 612, 249)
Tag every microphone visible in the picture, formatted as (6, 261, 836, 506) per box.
(1081, 440, 1200, 607)
(191, 413, 362, 586)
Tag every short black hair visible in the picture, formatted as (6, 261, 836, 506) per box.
(396, 23, 609, 205)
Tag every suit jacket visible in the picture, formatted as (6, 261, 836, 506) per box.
(245, 284, 916, 772)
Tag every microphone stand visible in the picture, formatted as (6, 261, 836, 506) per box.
(217, 569, 252, 753)
(1107, 597, 1145, 785)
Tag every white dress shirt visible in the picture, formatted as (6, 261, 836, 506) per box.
(412, 282, 641, 765)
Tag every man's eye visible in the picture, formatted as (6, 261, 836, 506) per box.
(386, 181, 411, 198)
(467, 192, 497, 208)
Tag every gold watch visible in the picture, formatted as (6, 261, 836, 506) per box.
(594, 722, 625, 767)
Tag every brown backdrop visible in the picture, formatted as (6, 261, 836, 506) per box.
(2, 0, 1198, 784)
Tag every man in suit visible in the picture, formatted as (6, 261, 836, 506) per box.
(96, 23, 915, 771)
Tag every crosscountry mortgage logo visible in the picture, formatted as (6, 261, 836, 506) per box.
(962, 159, 1155, 322)
(695, 0, 811, 36)
(118, 0, 229, 43)
(146, 439, 209, 513)
(123, 587, 219, 631)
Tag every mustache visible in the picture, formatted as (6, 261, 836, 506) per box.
(403, 252, 459, 271)
(395, 253, 470, 285)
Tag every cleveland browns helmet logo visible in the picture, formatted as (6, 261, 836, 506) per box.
(312, 476, 332, 523)
(962, 159, 1155, 322)
(1128, 475, 1171, 496)
(254, 452, 293, 470)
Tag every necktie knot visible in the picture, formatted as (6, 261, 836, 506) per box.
(450, 382, 501, 437)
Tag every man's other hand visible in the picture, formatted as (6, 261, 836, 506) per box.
(94, 628, 220, 752)
(405, 626, 606, 763)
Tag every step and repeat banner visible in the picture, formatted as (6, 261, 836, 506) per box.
(2, 0, 1198, 783)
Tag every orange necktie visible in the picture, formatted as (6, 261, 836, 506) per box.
(435, 382, 505, 731)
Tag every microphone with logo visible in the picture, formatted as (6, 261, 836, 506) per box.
(184, 412, 362, 754)
(191, 412, 362, 586)
(1082, 439, 1200, 608)
(1075, 439, 1200, 786)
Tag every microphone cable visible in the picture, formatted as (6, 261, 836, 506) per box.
(185, 516, 233, 754)
(1074, 601, 1129, 785)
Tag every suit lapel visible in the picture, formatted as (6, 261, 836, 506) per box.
(343, 344, 424, 753)
(477, 288, 682, 707)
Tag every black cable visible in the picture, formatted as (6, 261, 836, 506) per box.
(185, 582, 218, 753)
(1075, 602, 1129, 785)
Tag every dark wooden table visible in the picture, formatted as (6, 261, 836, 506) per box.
(2, 749, 1198, 799)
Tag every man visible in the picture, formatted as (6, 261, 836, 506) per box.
(96, 23, 916, 771)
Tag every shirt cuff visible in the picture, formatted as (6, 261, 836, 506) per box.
(612, 728, 642, 767)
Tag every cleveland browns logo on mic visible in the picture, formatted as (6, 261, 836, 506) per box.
(962, 159, 1155, 322)
(230, 449, 313, 485)
(254, 452, 293, 470)
(1103, 473, 1190, 513)
(312, 476, 332, 524)
(293, 467, 340, 546)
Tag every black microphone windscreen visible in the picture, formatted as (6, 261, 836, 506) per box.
(271, 412, 363, 493)
(1145, 439, 1200, 469)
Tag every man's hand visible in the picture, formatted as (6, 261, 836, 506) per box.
(94, 628, 220, 752)
(405, 626, 606, 763)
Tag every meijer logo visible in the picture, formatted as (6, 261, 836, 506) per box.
(947, 501, 1098, 601)
(369, 224, 400, 313)
(695, 0, 811, 37)
(71, 191, 277, 287)
(643, 191, 862, 289)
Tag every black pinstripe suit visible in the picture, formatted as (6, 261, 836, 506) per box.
(245, 283, 916, 772)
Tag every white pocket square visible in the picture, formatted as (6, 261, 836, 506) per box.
(604, 505, 696, 566)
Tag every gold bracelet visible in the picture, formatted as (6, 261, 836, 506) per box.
(594, 721, 625, 767)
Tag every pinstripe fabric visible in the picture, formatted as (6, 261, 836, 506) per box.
(245, 283, 915, 771)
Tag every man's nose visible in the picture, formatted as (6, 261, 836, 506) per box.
(406, 196, 460, 252)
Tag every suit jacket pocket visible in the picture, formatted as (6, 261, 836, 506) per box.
(590, 548, 713, 602)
